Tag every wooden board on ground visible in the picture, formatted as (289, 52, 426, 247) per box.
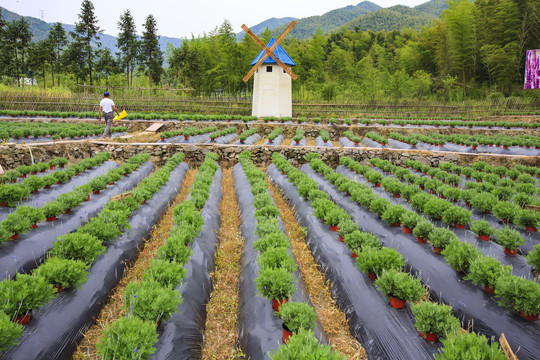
(499, 333, 518, 360)
(111, 192, 132, 202)
(145, 123, 164, 132)
(525, 205, 540, 212)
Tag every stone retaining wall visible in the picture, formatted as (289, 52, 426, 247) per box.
(1, 141, 538, 170)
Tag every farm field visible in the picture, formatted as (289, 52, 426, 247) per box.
(0, 113, 538, 360)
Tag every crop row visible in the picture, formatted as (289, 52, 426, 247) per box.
(209, 126, 237, 140)
(237, 151, 337, 357)
(0, 156, 68, 184)
(366, 158, 540, 235)
(238, 128, 258, 143)
(271, 153, 515, 359)
(0, 121, 127, 140)
(0, 152, 184, 354)
(95, 153, 218, 359)
(293, 155, 539, 358)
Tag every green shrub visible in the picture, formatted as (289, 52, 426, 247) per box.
(0, 274, 55, 318)
(96, 316, 158, 360)
(254, 232, 290, 252)
(411, 193, 432, 212)
(515, 209, 539, 229)
(375, 270, 426, 302)
(124, 281, 182, 322)
(442, 206, 471, 225)
(492, 202, 520, 222)
(423, 198, 451, 220)
(496, 275, 540, 317)
(412, 221, 434, 239)
(278, 301, 316, 333)
(259, 247, 298, 272)
(465, 256, 512, 290)
(436, 331, 506, 360)
(527, 244, 540, 271)
(41, 201, 64, 218)
(381, 205, 406, 226)
(471, 193, 498, 213)
(79, 218, 122, 242)
(369, 198, 391, 217)
(22, 175, 44, 192)
(256, 268, 296, 300)
(157, 235, 193, 264)
(143, 259, 186, 288)
(429, 228, 457, 250)
(442, 239, 482, 272)
(411, 301, 460, 338)
(344, 231, 380, 250)
(0, 310, 23, 351)
(50, 232, 105, 264)
(494, 227, 525, 250)
(33, 257, 88, 289)
(470, 220, 494, 236)
(2, 212, 32, 235)
(356, 247, 404, 276)
(269, 330, 346, 360)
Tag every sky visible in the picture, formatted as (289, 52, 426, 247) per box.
(0, 0, 430, 38)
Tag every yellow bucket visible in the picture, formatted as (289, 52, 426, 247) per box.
(113, 110, 127, 121)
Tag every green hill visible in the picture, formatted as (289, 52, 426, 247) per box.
(237, 17, 296, 40)
(342, 5, 437, 33)
(414, 0, 449, 17)
(270, 1, 382, 39)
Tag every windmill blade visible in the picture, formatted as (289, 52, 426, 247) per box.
(242, 21, 297, 82)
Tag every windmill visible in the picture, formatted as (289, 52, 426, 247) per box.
(242, 21, 297, 118)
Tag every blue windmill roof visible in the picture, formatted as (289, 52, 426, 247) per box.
(250, 37, 296, 66)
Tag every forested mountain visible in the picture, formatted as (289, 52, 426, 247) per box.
(270, 1, 382, 39)
(414, 0, 449, 16)
(343, 5, 436, 32)
(236, 17, 296, 40)
(0, 6, 182, 53)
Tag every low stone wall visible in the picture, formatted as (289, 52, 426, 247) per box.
(1, 141, 538, 170)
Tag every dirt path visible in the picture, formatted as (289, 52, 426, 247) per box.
(201, 168, 245, 359)
(267, 179, 367, 359)
(72, 168, 197, 359)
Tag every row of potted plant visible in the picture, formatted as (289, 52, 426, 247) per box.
(239, 151, 318, 345)
(0, 121, 127, 140)
(182, 126, 217, 139)
(0, 153, 146, 244)
(338, 157, 540, 321)
(364, 132, 389, 146)
(238, 128, 258, 143)
(319, 130, 330, 143)
(95, 153, 217, 359)
(0, 157, 69, 184)
(208, 126, 237, 141)
(292, 128, 305, 144)
(367, 158, 539, 232)
(388, 132, 419, 146)
(0, 152, 184, 352)
(342, 131, 361, 145)
(0, 153, 111, 205)
(267, 128, 283, 143)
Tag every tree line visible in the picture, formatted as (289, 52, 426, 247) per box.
(0, 0, 538, 102)
(0, 0, 163, 89)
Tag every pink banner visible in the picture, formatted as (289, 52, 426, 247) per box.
(524, 50, 540, 89)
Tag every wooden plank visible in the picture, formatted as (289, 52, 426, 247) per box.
(242, 21, 297, 82)
(525, 205, 540, 212)
(111, 192, 132, 202)
(145, 123, 164, 132)
(499, 333, 518, 360)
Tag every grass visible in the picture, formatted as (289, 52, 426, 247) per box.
(201, 168, 245, 360)
(72, 168, 197, 359)
(267, 178, 367, 359)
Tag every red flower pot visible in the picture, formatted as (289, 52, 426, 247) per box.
(504, 248, 517, 256)
(520, 312, 539, 321)
(0, 202, 7, 207)
(141, 200, 147, 205)
(501, 218, 510, 224)
(32, 223, 37, 229)
(282, 323, 293, 343)
(54, 285, 64, 293)
(16, 313, 31, 325)
(10, 234, 19, 241)
(417, 237, 427, 244)
(403, 226, 412, 234)
(454, 224, 465, 229)
(391, 222, 401, 227)
(339, 235, 344, 242)
(432, 246, 443, 255)
(484, 284, 495, 294)
(64, 209, 71, 214)
(367, 273, 378, 281)
(419, 331, 439, 342)
(123, 174, 129, 177)
(352, 252, 358, 258)
(478, 234, 490, 241)
(503, 146, 508, 149)
(50, 166, 55, 170)
(272, 298, 289, 311)
(526, 226, 537, 232)
(93, 190, 100, 194)
(393, 193, 401, 198)
(374, 183, 381, 187)
(390, 296, 406, 309)
(85, 196, 90, 202)
(46, 216, 57, 222)
(109, 182, 115, 185)
(330, 225, 338, 232)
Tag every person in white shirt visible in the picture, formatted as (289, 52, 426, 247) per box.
(98, 92, 120, 138)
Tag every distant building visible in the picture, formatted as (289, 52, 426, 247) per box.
(250, 38, 296, 118)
